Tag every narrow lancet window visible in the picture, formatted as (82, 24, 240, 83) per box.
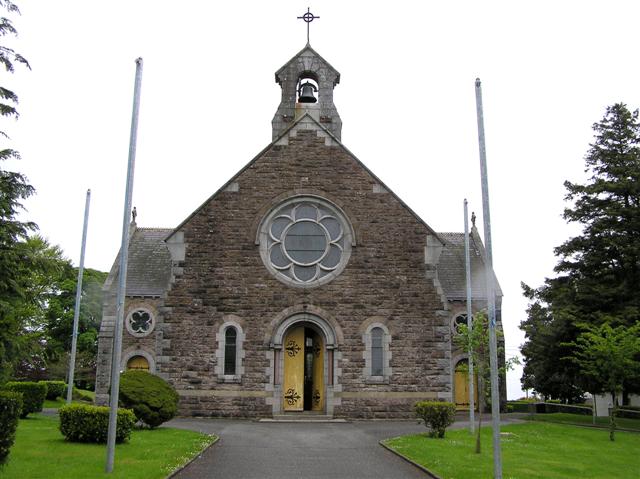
(371, 327, 384, 376)
(224, 327, 237, 375)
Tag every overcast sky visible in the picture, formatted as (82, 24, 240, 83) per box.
(6, 1, 640, 399)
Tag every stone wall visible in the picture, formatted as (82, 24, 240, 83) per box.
(158, 128, 452, 418)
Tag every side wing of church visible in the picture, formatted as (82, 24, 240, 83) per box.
(95, 45, 505, 418)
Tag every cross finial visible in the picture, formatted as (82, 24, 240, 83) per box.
(297, 7, 319, 45)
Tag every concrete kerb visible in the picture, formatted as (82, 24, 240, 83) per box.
(378, 440, 443, 479)
(166, 435, 220, 479)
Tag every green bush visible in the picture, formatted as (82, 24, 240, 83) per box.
(0, 391, 23, 465)
(4, 382, 47, 418)
(41, 381, 66, 400)
(62, 386, 93, 403)
(415, 401, 456, 438)
(59, 404, 135, 443)
(118, 370, 179, 428)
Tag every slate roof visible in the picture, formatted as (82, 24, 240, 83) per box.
(106, 227, 173, 297)
(109, 225, 499, 302)
(437, 230, 503, 301)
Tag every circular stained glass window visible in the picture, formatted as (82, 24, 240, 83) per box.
(126, 309, 155, 337)
(259, 197, 353, 287)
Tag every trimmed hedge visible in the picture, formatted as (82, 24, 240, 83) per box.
(59, 404, 135, 443)
(4, 382, 47, 418)
(119, 370, 179, 428)
(63, 386, 93, 403)
(0, 391, 23, 465)
(41, 381, 66, 400)
(415, 401, 456, 438)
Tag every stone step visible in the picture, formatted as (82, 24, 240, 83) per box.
(260, 414, 348, 423)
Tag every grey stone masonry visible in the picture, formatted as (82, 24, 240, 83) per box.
(272, 45, 342, 141)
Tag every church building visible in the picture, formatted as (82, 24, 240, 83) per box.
(95, 42, 504, 418)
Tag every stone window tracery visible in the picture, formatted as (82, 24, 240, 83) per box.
(125, 308, 155, 337)
(259, 196, 353, 287)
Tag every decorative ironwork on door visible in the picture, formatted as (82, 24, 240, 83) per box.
(283, 327, 305, 411)
(282, 326, 325, 412)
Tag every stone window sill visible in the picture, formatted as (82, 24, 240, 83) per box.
(217, 376, 241, 384)
(364, 377, 390, 385)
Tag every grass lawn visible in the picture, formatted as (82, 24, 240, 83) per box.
(383, 421, 640, 479)
(43, 389, 96, 409)
(526, 412, 640, 431)
(0, 414, 215, 479)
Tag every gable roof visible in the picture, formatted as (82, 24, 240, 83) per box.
(105, 227, 173, 297)
(166, 112, 443, 244)
(274, 44, 340, 86)
(437, 230, 503, 301)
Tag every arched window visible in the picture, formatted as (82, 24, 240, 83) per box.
(371, 327, 384, 376)
(224, 327, 237, 375)
(362, 322, 392, 383)
(215, 318, 245, 382)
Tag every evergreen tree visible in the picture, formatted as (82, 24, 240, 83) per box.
(0, 0, 33, 383)
(521, 103, 640, 400)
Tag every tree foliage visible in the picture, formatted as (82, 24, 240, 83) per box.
(0, 0, 34, 384)
(455, 310, 516, 452)
(520, 103, 640, 401)
(568, 323, 640, 440)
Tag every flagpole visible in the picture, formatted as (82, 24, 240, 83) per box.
(66, 189, 91, 404)
(106, 57, 143, 473)
(463, 199, 475, 432)
(475, 77, 502, 479)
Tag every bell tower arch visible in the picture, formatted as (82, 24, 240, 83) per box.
(271, 45, 342, 140)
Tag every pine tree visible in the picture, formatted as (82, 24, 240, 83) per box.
(521, 103, 640, 400)
(0, 0, 34, 383)
(556, 103, 640, 325)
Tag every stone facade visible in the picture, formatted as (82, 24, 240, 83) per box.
(95, 45, 504, 419)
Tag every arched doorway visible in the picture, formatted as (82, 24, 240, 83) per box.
(283, 324, 324, 411)
(127, 355, 150, 371)
(454, 359, 478, 409)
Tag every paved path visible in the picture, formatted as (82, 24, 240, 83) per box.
(168, 415, 525, 479)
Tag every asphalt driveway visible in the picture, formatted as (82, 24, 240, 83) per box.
(168, 418, 428, 479)
(167, 414, 524, 479)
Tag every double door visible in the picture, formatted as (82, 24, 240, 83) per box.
(283, 326, 324, 411)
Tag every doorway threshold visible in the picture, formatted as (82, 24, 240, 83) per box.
(260, 414, 348, 423)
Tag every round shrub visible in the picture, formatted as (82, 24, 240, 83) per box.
(118, 370, 179, 428)
(4, 382, 47, 418)
(0, 391, 23, 465)
(41, 381, 66, 400)
(415, 401, 456, 438)
(59, 404, 135, 443)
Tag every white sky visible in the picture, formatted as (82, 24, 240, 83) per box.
(6, 1, 640, 400)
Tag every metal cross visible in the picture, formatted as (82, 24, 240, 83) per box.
(297, 7, 319, 45)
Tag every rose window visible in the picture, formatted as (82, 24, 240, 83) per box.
(126, 309, 155, 337)
(260, 197, 353, 287)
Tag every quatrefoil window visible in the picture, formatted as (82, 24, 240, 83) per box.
(259, 197, 353, 287)
(126, 308, 155, 337)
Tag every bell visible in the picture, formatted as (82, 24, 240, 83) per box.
(298, 81, 318, 103)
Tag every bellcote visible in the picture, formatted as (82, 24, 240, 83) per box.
(271, 45, 342, 141)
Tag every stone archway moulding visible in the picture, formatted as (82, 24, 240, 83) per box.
(121, 348, 156, 373)
(268, 305, 343, 348)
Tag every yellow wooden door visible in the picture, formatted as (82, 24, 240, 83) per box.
(311, 332, 324, 411)
(455, 363, 478, 408)
(283, 326, 305, 411)
(455, 368, 469, 407)
(127, 356, 149, 371)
